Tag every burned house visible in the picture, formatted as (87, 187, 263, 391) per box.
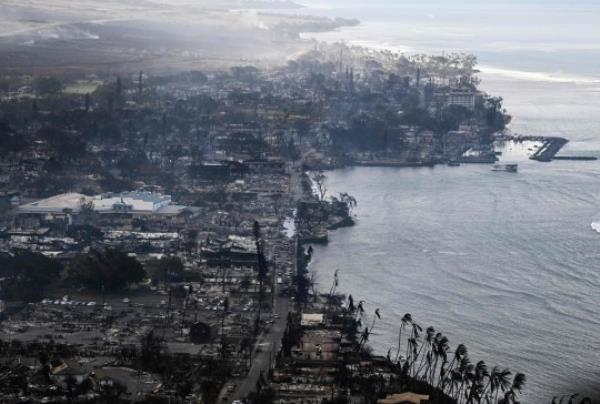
(189, 160, 247, 183)
(201, 235, 258, 267)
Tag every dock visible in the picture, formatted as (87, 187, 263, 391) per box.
(552, 156, 598, 161)
(529, 137, 568, 162)
(353, 160, 435, 168)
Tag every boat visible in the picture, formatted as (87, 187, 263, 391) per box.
(491, 163, 518, 172)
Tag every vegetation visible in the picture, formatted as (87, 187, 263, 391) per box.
(0, 250, 63, 301)
(295, 245, 315, 305)
(66, 224, 103, 245)
(311, 171, 328, 202)
(146, 255, 184, 285)
(33, 76, 64, 96)
(68, 248, 145, 292)
(350, 303, 527, 404)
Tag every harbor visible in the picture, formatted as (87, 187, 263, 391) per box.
(530, 136, 569, 162)
(495, 134, 597, 163)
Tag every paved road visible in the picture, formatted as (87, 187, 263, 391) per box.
(229, 295, 289, 402)
(228, 164, 300, 403)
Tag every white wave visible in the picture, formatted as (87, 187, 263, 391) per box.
(34, 26, 100, 41)
(437, 250, 468, 256)
(479, 65, 600, 85)
(591, 221, 600, 233)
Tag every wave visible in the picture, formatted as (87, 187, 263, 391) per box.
(437, 250, 469, 256)
(591, 221, 600, 233)
(479, 65, 600, 85)
(36, 26, 100, 41)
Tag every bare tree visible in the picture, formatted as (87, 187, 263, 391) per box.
(312, 171, 328, 202)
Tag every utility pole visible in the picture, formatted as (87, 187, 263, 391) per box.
(138, 71, 143, 96)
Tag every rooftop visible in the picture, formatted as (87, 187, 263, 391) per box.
(18, 191, 179, 215)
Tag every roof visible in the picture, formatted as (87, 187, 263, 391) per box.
(18, 191, 180, 215)
(301, 313, 324, 326)
(377, 393, 430, 404)
(120, 191, 171, 204)
(18, 193, 91, 214)
(155, 205, 187, 215)
(50, 359, 85, 376)
(301, 329, 341, 343)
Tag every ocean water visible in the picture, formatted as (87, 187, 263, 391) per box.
(310, 164, 600, 402)
(284, 1, 600, 402)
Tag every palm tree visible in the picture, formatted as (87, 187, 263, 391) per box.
(220, 297, 229, 359)
(495, 368, 513, 403)
(329, 269, 339, 297)
(395, 313, 412, 363)
(434, 335, 450, 386)
(253, 221, 268, 335)
(327, 269, 340, 311)
(447, 368, 464, 399)
(357, 300, 365, 319)
(440, 343, 467, 390)
(427, 334, 449, 386)
(406, 321, 422, 374)
(359, 309, 381, 351)
(456, 358, 475, 403)
(482, 367, 511, 403)
(415, 326, 435, 378)
(500, 373, 526, 404)
(348, 294, 355, 313)
(406, 336, 419, 376)
(427, 333, 443, 383)
(466, 360, 488, 404)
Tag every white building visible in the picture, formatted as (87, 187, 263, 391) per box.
(448, 89, 477, 110)
(18, 191, 184, 216)
(93, 191, 172, 213)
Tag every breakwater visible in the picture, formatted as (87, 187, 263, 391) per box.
(553, 156, 598, 161)
(530, 137, 568, 162)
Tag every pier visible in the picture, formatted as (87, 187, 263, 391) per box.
(353, 160, 435, 168)
(552, 156, 598, 161)
(529, 137, 568, 162)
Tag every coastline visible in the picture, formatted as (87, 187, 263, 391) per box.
(303, 162, 600, 403)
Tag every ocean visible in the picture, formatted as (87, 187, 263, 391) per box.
(309, 163, 600, 402)
(284, 1, 600, 402)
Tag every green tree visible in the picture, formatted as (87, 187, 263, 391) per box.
(66, 224, 103, 246)
(146, 256, 184, 285)
(0, 250, 63, 301)
(69, 248, 145, 292)
(38, 126, 86, 162)
(0, 121, 27, 155)
(33, 76, 63, 96)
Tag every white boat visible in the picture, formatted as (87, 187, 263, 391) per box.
(491, 163, 518, 172)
